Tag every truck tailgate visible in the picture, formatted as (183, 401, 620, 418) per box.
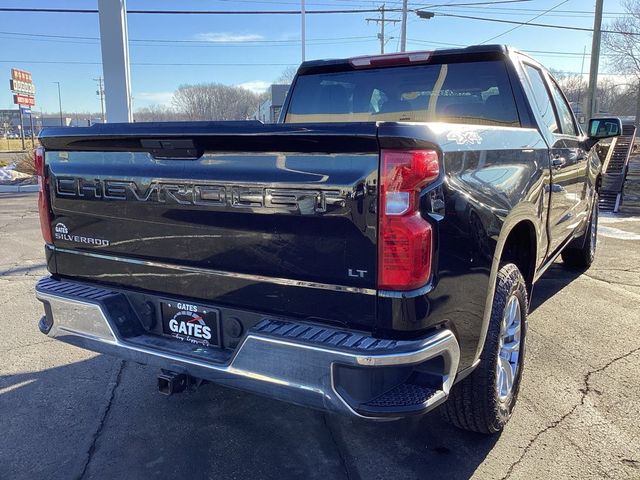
(40, 122, 380, 330)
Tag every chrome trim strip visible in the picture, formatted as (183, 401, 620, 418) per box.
(48, 245, 377, 296)
(36, 282, 459, 419)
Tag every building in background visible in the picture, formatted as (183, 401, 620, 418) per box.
(253, 84, 289, 123)
(0, 109, 92, 137)
(40, 116, 73, 128)
(0, 109, 42, 137)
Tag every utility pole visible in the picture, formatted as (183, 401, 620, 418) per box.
(366, 5, 400, 54)
(94, 77, 106, 123)
(585, 0, 603, 122)
(53, 81, 63, 126)
(301, 0, 306, 62)
(400, 0, 408, 52)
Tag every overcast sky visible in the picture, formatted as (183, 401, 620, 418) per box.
(0, 0, 631, 114)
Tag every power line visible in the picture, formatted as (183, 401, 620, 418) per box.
(0, 30, 375, 44)
(0, 60, 298, 66)
(0, 7, 400, 14)
(0, 1, 531, 15)
(414, 0, 532, 6)
(433, 7, 623, 18)
(0, 30, 376, 48)
(424, 5, 626, 16)
(0, 30, 375, 45)
(427, 11, 640, 36)
(480, 0, 570, 44)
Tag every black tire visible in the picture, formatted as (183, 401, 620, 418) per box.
(561, 193, 599, 269)
(440, 263, 528, 434)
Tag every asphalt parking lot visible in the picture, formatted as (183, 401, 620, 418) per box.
(1, 191, 639, 480)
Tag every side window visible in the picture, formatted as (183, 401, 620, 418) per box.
(523, 64, 559, 134)
(549, 80, 578, 136)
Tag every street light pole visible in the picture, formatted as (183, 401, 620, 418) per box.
(53, 81, 63, 126)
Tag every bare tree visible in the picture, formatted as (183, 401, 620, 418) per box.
(276, 66, 298, 85)
(0, 111, 10, 137)
(134, 105, 182, 122)
(551, 71, 587, 106)
(172, 83, 261, 121)
(553, 70, 637, 116)
(603, 0, 640, 80)
(602, 0, 640, 120)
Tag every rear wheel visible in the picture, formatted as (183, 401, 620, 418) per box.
(561, 193, 599, 269)
(440, 263, 528, 434)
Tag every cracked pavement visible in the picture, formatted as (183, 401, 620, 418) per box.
(1, 192, 639, 480)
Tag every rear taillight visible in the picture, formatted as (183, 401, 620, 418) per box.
(35, 147, 53, 244)
(378, 149, 439, 291)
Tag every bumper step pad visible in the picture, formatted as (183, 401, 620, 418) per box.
(358, 383, 438, 416)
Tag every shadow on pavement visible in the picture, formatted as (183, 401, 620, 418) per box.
(1, 355, 500, 480)
(0, 263, 46, 276)
(530, 261, 583, 313)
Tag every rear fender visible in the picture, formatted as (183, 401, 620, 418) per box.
(472, 206, 541, 365)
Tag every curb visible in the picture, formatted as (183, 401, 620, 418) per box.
(0, 184, 39, 193)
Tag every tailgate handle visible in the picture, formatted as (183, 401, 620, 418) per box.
(140, 138, 203, 160)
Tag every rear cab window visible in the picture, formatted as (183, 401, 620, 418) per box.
(285, 60, 521, 127)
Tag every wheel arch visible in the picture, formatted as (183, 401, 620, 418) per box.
(471, 215, 540, 366)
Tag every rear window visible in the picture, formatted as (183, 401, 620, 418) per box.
(285, 60, 520, 127)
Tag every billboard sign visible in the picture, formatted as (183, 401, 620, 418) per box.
(9, 68, 36, 107)
(13, 94, 35, 106)
(11, 68, 32, 83)
(10, 79, 36, 95)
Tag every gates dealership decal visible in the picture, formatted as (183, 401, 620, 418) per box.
(167, 303, 213, 346)
(54, 223, 110, 246)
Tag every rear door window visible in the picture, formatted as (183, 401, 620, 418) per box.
(285, 60, 521, 127)
(523, 64, 559, 134)
(548, 79, 578, 136)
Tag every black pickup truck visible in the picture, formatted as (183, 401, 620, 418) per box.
(34, 45, 621, 434)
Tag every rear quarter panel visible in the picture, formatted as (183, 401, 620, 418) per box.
(377, 122, 549, 369)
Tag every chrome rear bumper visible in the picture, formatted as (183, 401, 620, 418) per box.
(36, 276, 460, 419)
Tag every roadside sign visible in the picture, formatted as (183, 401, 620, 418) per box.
(10, 79, 36, 95)
(11, 68, 32, 83)
(9, 68, 36, 149)
(9, 68, 36, 107)
(13, 94, 35, 106)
